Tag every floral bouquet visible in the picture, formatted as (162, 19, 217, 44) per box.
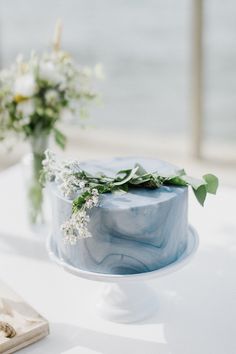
(0, 27, 100, 227)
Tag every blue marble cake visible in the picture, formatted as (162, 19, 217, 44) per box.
(50, 157, 188, 275)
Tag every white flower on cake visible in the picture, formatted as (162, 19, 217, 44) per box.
(61, 218, 78, 245)
(57, 160, 82, 198)
(59, 174, 80, 199)
(61, 209, 92, 244)
(60, 188, 99, 243)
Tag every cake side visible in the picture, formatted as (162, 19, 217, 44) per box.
(50, 157, 189, 275)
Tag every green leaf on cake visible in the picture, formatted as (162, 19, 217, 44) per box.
(162, 168, 186, 179)
(203, 174, 219, 194)
(176, 168, 186, 176)
(181, 175, 206, 190)
(46, 155, 219, 215)
(164, 172, 218, 206)
(166, 176, 188, 187)
(134, 163, 148, 176)
(129, 173, 154, 185)
(72, 190, 91, 212)
(96, 184, 112, 194)
(192, 184, 207, 206)
(114, 166, 139, 186)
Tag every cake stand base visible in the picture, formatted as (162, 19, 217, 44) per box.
(47, 225, 199, 324)
(97, 282, 158, 323)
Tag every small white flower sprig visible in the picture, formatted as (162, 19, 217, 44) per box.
(41, 150, 102, 244)
(42, 150, 219, 245)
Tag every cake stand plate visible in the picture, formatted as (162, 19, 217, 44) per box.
(47, 226, 199, 323)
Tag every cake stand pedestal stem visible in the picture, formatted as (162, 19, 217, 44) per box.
(96, 281, 158, 323)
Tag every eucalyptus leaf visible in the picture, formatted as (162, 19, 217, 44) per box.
(96, 184, 111, 194)
(129, 174, 153, 185)
(176, 168, 186, 177)
(159, 168, 186, 179)
(134, 163, 148, 176)
(166, 176, 188, 187)
(119, 184, 129, 192)
(116, 168, 133, 176)
(181, 175, 206, 190)
(203, 174, 219, 194)
(114, 166, 139, 186)
(193, 185, 207, 206)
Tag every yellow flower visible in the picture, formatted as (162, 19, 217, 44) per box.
(14, 95, 28, 103)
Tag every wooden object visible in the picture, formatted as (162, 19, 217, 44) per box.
(0, 280, 49, 353)
(192, 0, 204, 158)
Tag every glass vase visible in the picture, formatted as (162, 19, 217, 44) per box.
(22, 134, 49, 231)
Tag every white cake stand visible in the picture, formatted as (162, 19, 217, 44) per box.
(47, 226, 199, 323)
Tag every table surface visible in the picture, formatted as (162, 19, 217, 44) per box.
(0, 165, 235, 354)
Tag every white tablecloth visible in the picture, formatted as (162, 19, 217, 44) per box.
(0, 165, 235, 354)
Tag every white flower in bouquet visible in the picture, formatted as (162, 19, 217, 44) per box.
(39, 61, 63, 84)
(13, 73, 37, 98)
(94, 63, 105, 80)
(45, 89, 59, 105)
(17, 99, 35, 118)
(0, 48, 99, 148)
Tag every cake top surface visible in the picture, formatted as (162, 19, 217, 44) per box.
(53, 157, 187, 209)
(80, 157, 176, 177)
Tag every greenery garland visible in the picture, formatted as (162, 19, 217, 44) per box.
(42, 151, 219, 244)
(72, 163, 218, 209)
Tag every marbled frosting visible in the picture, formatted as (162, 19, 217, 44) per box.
(50, 157, 188, 275)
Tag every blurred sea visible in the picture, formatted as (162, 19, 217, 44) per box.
(0, 0, 235, 142)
